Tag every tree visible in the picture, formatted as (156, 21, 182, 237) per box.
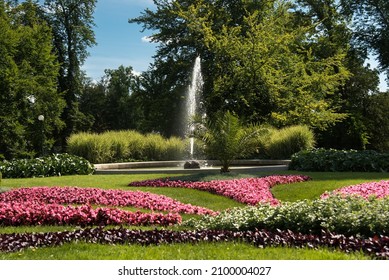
(177, 0, 350, 129)
(102, 65, 139, 130)
(341, 0, 389, 77)
(131, 57, 190, 137)
(79, 77, 108, 133)
(43, 0, 97, 144)
(295, 0, 382, 149)
(366, 91, 389, 152)
(0, 0, 65, 159)
(131, 0, 350, 132)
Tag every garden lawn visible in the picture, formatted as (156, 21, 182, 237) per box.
(1, 171, 388, 260)
(1, 241, 370, 260)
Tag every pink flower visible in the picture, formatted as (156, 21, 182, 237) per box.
(0, 185, 220, 226)
(321, 180, 389, 200)
(128, 175, 311, 205)
(0, 201, 181, 226)
(0, 187, 216, 216)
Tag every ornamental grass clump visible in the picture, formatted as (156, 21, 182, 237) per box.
(67, 130, 186, 163)
(264, 125, 315, 159)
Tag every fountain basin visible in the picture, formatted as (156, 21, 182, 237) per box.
(94, 159, 290, 174)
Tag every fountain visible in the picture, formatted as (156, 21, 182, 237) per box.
(184, 56, 203, 169)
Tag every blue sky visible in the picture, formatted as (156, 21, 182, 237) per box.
(82, 0, 157, 80)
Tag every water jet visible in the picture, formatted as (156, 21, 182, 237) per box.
(184, 56, 203, 168)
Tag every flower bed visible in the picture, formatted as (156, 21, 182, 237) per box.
(0, 186, 217, 227)
(128, 175, 311, 205)
(1, 227, 388, 259)
(0, 202, 181, 226)
(0, 187, 216, 216)
(321, 180, 389, 199)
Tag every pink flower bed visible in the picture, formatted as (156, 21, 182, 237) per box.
(321, 180, 389, 199)
(0, 187, 216, 215)
(0, 186, 217, 226)
(128, 175, 311, 205)
(0, 201, 181, 226)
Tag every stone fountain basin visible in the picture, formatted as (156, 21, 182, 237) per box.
(94, 159, 290, 174)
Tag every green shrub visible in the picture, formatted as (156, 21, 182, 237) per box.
(184, 196, 389, 237)
(289, 148, 389, 172)
(264, 125, 315, 159)
(0, 153, 94, 178)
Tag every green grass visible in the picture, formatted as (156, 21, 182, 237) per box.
(1, 241, 370, 260)
(1, 171, 388, 260)
(271, 171, 389, 202)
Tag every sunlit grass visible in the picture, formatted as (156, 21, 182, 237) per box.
(271, 172, 389, 202)
(1, 171, 388, 259)
(1, 241, 371, 260)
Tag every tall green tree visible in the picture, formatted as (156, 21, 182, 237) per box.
(79, 66, 150, 133)
(0, 0, 65, 159)
(78, 76, 107, 132)
(133, 58, 188, 137)
(341, 0, 389, 77)
(176, 0, 350, 129)
(131, 0, 350, 132)
(103, 65, 138, 130)
(43, 0, 96, 144)
(365, 91, 389, 152)
(295, 0, 382, 149)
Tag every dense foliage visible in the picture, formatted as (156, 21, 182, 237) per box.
(43, 0, 97, 144)
(0, 154, 94, 178)
(0, 0, 65, 159)
(124, 0, 388, 153)
(184, 195, 389, 237)
(289, 148, 389, 172)
(340, 0, 389, 76)
(1, 0, 388, 158)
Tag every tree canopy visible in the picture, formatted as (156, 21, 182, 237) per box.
(131, 0, 351, 130)
(0, 0, 64, 159)
(1, 0, 389, 159)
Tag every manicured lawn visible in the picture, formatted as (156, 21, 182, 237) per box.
(1, 241, 370, 260)
(1, 171, 388, 260)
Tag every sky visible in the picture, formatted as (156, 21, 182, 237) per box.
(81, 0, 157, 80)
(78, 0, 387, 91)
